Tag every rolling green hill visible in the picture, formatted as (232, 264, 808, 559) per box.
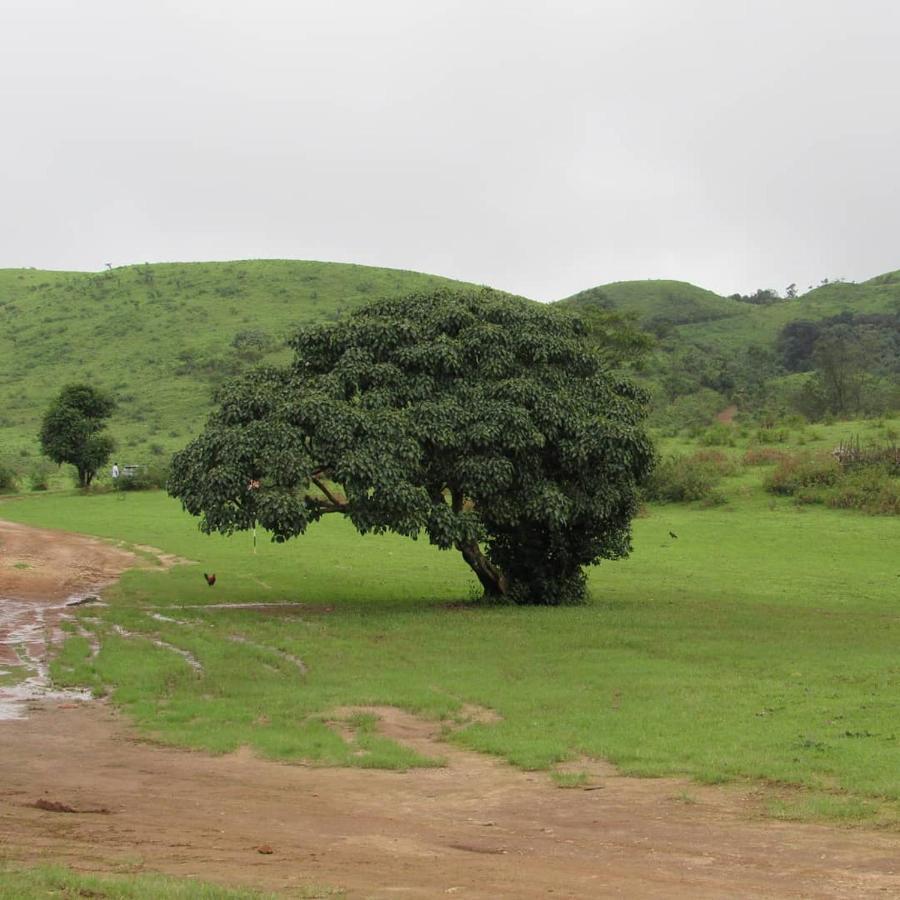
(0, 260, 479, 465)
(559, 274, 900, 350)
(3, 259, 899, 482)
(560, 279, 742, 328)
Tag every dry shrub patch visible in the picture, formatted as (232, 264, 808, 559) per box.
(743, 447, 790, 466)
(764, 453, 840, 496)
(764, 448, 900, 515)
(828, 466, 900, 515)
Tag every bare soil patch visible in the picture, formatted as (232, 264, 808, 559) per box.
(2, 518, 900, 897)
(716, 404, 739, 425)
(0, 519, 136, 606)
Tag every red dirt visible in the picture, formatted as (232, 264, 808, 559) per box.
(716, 405, 738, 425)
(2, 518, 900, 897)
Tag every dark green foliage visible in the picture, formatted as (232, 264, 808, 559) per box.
(779, 320, 822, 372)
(169, 288, 654, 604)
(553, 304, 654, 369)
(0, 461, 17, 492)
(28, 461, 52, 491)
(39, 384, 116, 488)
(779, 312, 900, 375)
(729, 287, 782, 306)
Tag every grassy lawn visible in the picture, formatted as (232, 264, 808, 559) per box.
(2, 423, 899, 828)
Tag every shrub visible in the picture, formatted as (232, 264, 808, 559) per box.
(764, 454, 840, 496)
(650, 388, 726, 434)
(29, 462, 52, 491)
(827, 467, 900, 515)
(698, 423, 736, 447)
(119, 461, 170, 491)
(755, 427, 789, 444)
(743, 447, 790, 466)
(0, 462, 18, 493)
(690, 449, 738, 476)
(643, 453, 727, 504)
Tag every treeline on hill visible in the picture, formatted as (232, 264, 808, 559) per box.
(645, 306, 900, 432)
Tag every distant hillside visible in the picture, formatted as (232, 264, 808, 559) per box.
(559, 274, 900, 350)
(0, 260, 478, 463)
(560, 279, 741, 328)
(559, 271, 900, 423)
(677, 276, 900, 350)
(3, 260, 899, 476)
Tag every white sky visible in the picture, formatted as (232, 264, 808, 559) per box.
(2, 0, 899, 300)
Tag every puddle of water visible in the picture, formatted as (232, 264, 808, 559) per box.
(0, 596, 95, 721)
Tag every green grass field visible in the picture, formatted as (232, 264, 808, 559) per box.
(2, 416, 898, 826)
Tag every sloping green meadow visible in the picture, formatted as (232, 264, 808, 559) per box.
(0, 261, 473, 461)
(559, 270, 900, 353)
(2, 476, 898, 825)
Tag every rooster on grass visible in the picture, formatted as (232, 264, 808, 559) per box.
(203, 572, 216, 587)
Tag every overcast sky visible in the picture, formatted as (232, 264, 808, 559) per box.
(2, 0, 899, 300)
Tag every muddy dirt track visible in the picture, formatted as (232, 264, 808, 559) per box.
(1, 518, 900, 898)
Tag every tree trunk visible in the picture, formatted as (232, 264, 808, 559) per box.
(448, 488, 507, 597)
(457, 541, 507, 597)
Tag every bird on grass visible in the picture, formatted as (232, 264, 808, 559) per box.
(203, 572, 217, 587)
(668, 531, 678, 539)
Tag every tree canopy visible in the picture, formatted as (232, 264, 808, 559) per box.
(168, 288, 654, 604)
(39, 383, 116, 488)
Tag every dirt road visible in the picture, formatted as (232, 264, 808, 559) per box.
(1, 518, 899, 898)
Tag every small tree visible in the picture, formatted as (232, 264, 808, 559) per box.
(39, 384, 116, 488)
(169, 288, 655, 605)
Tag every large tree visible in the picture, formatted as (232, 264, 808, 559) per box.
(39, 384, 116, 488)
(169, 288, 654, 604)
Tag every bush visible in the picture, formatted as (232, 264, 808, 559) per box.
(698, 423, 736, 447)
(119, 461, 169, 491)
(690, 449, 738, 476)
(755, 426, 789, 444)
(827, 467, 900, 515)
(764, 454, 841, 496)
(643, 453, 728, 504)
(0, 462, 18, 493)
(29, 462, 53, 491)
(743, 447, 790, 466)
(764, 451, 900, 515)
(650, 388, 726, 434)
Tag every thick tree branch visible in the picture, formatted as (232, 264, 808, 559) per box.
(311, 476, 348, 510)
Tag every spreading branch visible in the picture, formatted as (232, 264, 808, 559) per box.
(310, 475, 348, 510)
